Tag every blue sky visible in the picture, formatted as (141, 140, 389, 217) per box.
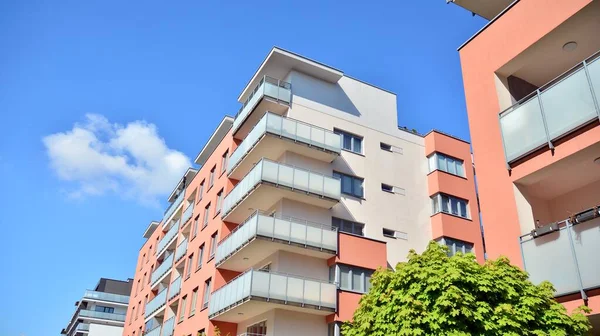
(0, 1, 485, 335)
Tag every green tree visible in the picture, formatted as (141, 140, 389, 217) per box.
(343, 241, 591, 336)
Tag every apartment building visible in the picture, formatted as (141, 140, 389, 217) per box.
(61, 278, 133, 336)
(123, 47, 483, 336)
(447, 0, 600, 331)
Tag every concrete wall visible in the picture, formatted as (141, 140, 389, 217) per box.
(89, 324, 124, 336)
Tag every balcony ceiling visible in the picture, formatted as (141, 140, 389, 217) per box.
(498, 1, 600, 87)
(211, 299, 332, 324)
(449, 0, 513, 20)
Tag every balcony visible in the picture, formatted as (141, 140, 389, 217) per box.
(182, 204, 194, 225)
(499, 51, 600, 165)
(232, 76, 292, 140)
(79, 310, 126, 322)
(209, 269, 336, 323)
(167, 276, 181, 301)
(75, 323, 89, 333)
(216, 211, 337, 271)
(221, 159, 341, 223)
(227, 112, 341, 179)
(145, 325, 161, 336)
(157, 219, 180, 258)
(151, 254, 174, 287)
(82, 290, 129, 305)
(520, 205, 600, 297)
(174, 238, 188, 263)
(160, 317, 175, 336)
(162, 189, 186, 226)
(145, 288, 168, 319)
(448, 0, 513, 20)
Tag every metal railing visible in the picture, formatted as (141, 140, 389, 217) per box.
(228, 112, 341, 174)
(162, 189, 186, 226)
(232, 76, 292, 134)
(499, 50, 600, 164)
(519, 205, 600, 298)
(160, 316, 175, 336)
(157, 219, 180, 257)
(83, 290, 129, 305)
(167, 276, 182, 301)
(216, 211, 338, 265)
(145, 288, 168, 318)
(151, 254, 174, 287)
(221, 158, 341, 218)
(76, 323, 90, 332)
(182, 203, 194, 225)
(145, 325, 161, 336)
(79, 309, 126, 322)
(174, 238, 188, 263)
(208, 269, 337, 318)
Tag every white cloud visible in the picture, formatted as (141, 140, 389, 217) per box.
(43, 114, 191, 203)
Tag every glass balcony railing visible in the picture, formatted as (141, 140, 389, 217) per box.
(157, 220, 181, 257)
(216, 211, 338, 266)
(76, 323, 90, 332)
(162, 189, 186, 226)
(500, 51, 600, 164)
(232, 76, 292, 134)
(221, 159, 341, 219)
(209, 269, 337, 318)
(167, 276, 182, 301)
(145, 288, 168, 318)
(228, 112, 341, 174)
(181, 204, 194, 224)
(520, 206, 600, 297)
(174, 238, 188, 263)
(83, 290, 129, 305)
(145, 325, 161, 336)
(151, 254, 174, 286)
(160, 317, 175, 336)
(79, 309, 126, 322)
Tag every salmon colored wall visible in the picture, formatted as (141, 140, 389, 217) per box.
(424, 131, 484, 263)
(329, 233, 387, 271)
(214, 269, 242, 290)
(326, 291, 362, 323)
(458, 0, 593, 266)
(212, 321, 238, 336)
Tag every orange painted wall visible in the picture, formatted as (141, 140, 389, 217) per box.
(458, 0, 593, 266)
(326, 291, 363, 323)
(329, 233, 387, 271)
(424, 131, 484, 263)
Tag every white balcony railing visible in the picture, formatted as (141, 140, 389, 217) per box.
(83, 290, 129, 305)
(221, 159, 341, 219)
(174, 238, 188, 263)
(208, 269, 337, 318)
(216, 211, 337, 266)
(160, 317, 175, 336)
(151, 254, 174, 287)
(228, 112, 341, 174)
(520, 205, 600, 298)
(232, 76, 292, 134)
(145, 288, 168, 318)
(79, 309, 126, 322)
(167, 276, 182, 301)
(500, 51, 600, 164)
(145, 325, 161, 336)
(162, 190, 186, 226)
(181, 204, 194, 225)
(76, 323, 90, 332)
(157, 220, 181, 257)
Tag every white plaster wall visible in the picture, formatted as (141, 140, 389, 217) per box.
(87, 302, 128, 315)
(89, 323, 124, 336)
(236, 310, 276, 336)
(272, 309, 328, 336)
(248, 250, 329, 282)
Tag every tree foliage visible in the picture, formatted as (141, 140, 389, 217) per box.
(343, 241, 591, 336)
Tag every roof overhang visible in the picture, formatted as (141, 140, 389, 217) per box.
(237, 47, 344, 103)
(167, 168, 198, 202)
(143, 221, 160, 239)
(447, 0, 514, 20)
(194, 116, 234, 166)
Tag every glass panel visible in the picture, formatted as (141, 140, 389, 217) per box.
(352, 270, 363, 292)
(281, 116, 296, 139)
(456, 161, 465, 177)
(321, 282, 337, 308)
(437, 155, 447, 172)
(570, 217, 600, 290)
(296, 122, 311, 144)
(339, 266, 350, 289)
(268, 273, 287, 301)
(428, 155, 436, 172)
(541, 69, 597, 139)
(304, 280, 321, 306)
(287, 277, 304, 302)
(459, 201, 468, 218)
(353, 178, 363, 197)
(353, 137, 362, 153)
(441, 195, 449, 213)
(341, 175, 352, 194)
(451, 198, 459, 216)
(446, 157, 457, 175)
(342, 134, 352, 150)
(294, 169, 309, 190)
(588, 58, 600, 104)
(500, 97, 547, 162)
(308, 173, 324, 194)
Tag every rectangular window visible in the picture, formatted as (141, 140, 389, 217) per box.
(209, 232, 217, 259)
(209, 166, 216, 188)
(198, 180, 205, 202)
(431, 193, 469, 219)
(332, 217, 364, 236)
(186, 254, 194, 279)
(202, 278, 212, 309)
(246, 321, 267, 335)
(148, 246, 152, 258)
(141, 273, 146, 289)
(192, 215, 200, 238)
(336, 265, 374, 293)
(197, 244, 204, 270)
(143, 295, 148, 314)
(190, 287, 198, 316)
(179, 296, 187, 322)
(221, 150, 228, 174)
(382, 228, 396, 238)
(334, 129, 363, 154)
(148, 265, 153, 284)
(381, 183, 393, 193)
(428, 153, 465, 178)
(215, 189, 223, 215)
(333, 171, 364, 198)
(203, 203, 211, 228)
(95, 306, 115, 313)
(439, 237, 474, 256)
(380, 142, 392, 151)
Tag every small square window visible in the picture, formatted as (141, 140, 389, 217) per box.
(382, 228, 396, 238)
(381, 183, 393, 193)
(380, 142, 392, 151)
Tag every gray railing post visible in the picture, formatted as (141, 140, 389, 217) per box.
(536, 90, 554, 150)
(582, 60, 600, 121)
(565, 220, 587, 301)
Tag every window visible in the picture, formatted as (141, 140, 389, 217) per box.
(380, 142, 392, 151)
(186, 254, 194, 279)
(190, 287, 199, 316)
(215, 189, 223, 215)
(439, 237, 474, 256)
(143, 295, 148, 314)
(381, 183, 393, 193)
(333, 265, 374, 293)
(246, 321, 267, 335)
(334, 129, 363, 154)
(432, 193, 469, 219)
(192, 215, 200, 238)
(136, 301, 141, 319)
(209, 166, 216, 188)
(95, 306, 115, 313)
(209, 232, 217, 259)
(198, 180, 205, 202)
(135, 280, 139, 295)
(141, 273, 146, 289)
(148, 246, 152, 258)
(197, 244, 204, 270)
(148, 265, 153, 284)
(382, 228, 395, 238)
(332, 217, 364, 236)
(221, 150, 228, 174)
(428, 153, 465, 178)
(333, 172, 364, 198)
(202, 278, 212, 309)
(258, 263, 271, 272)
(178, 296, 187, 322)
(203, 203, 211, 229)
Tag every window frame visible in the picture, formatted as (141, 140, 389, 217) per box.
(208, 232, 217, 259)
(380, 142, 392, 151)
(215, 189, 223, 216)
(334, 129, 363, 154)
(208, 166, 216, 189)
(202, 278, 212, 309)
(203, 203, 211, 229)
(221, 150, 229, 174)
(381, 183, 393, 193)
(333, 171, 364, 198)
(197, 180, 205, 203)
(428, 152, 466, 178)
(331, 217, 365, 236)
(190, 287, 199, 316)
(382, 228, 396, 238)
(178, 295, 187, 322)
(431, 193, 470, 219)
(438, 237, 474, 256)
(186, 253, 194, 279)
(197, 244, 204, 270)
(332, 264, 374, 294)
(192, 215, 200, 238)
